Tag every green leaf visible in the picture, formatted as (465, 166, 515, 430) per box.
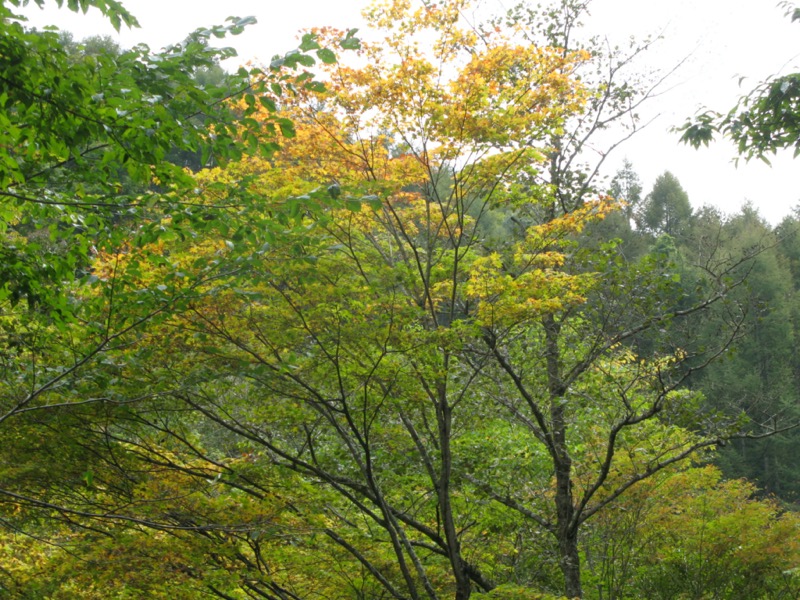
(316, 48, 336, 64)
(259, 96, 277, 112)
(299, 33, 320, 52)
(340, 28, 361, 50)
(362, 195, 382, 210)
(296, 54, 315, 67)
(305, 81, 326, 94)
(278, 119, 296, 138)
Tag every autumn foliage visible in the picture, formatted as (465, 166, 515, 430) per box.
(1, 0, 798, 599)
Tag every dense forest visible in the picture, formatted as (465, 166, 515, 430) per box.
(1, 0, 799, 598)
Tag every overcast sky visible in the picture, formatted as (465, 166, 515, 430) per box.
(18, 0, 800, 224)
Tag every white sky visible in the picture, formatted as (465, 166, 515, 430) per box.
(17, 0, 800, 224)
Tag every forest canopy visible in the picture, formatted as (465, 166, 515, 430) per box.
(1, 1, 799, 599)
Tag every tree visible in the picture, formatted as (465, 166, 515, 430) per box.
(608, 159, 643, 225)
(640, 171, 693, 236)
(101, 2, 763, 599)
(460, 4, 746, 596)
(588, 160, 648, 261)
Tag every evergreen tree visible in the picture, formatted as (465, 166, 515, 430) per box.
(641, 171, 693, 236)
(609, 158, 643, 225)
(689, 205, 800, 501)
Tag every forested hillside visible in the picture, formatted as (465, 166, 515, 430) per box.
(1, 1, 799, 599)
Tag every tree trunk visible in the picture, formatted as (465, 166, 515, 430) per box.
(436, 375, 472, 600)
(554, 442, 582, 598)
(558, 523, 583, 599)
(544, 313, 583, 598)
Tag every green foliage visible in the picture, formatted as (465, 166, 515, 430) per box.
(582, 464, 800, 599)
(680, 73, 800, 162)
(637, 467, 800, 599)
(608, 159, 643, 221)
(1, 1, 799, 599)
(475, 585, 568, 599)
(640, 171, 693, 236)
(0, 0, 342, 315)
(686, 206, 800, 501)
(678, 3, 800, 162)
(0, 4, 362, 597)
